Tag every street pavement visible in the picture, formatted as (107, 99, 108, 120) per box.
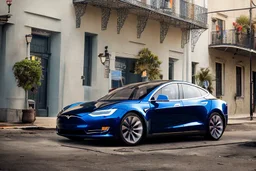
(0, 118, 255, 171)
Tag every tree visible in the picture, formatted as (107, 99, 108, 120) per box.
(195, 68, 214, 94)
(13, 58, 42, 109)
(135, 48, 162, 81)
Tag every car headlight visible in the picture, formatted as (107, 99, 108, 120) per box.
(89, 109, 117, 117)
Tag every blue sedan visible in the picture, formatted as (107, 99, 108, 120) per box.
(56, 80, 228, 145)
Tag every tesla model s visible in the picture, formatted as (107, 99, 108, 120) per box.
(56, 80, 228, 145)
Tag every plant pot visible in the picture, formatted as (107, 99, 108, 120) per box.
(22, 109, 36, 123)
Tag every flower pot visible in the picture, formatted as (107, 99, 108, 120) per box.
(22, 109, 36, 123)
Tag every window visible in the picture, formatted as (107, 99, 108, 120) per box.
(182, 84, 202, 99)
(99, 82, 163, 101)
(216, 62, 223, 96)
(114, 57, 141, 88)
(83, 33, 95, 86)
(169, 58, 174, 80)
(192, 62, 197, 84)
(236, 66, 243, 97)
(153, 84, 179, 100)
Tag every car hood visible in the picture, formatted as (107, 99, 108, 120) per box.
(61, 100, 121, 115)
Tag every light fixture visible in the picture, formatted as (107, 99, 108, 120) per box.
(6, 0, 12, 13)
(98, 53, 106, 65)
(25, 34, 33, 44)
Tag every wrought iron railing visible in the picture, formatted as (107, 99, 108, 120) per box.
(211, 29, 254, 49)
(120, 0, 208, 27)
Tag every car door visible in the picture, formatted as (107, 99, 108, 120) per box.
(148, 83, 184, 134)
(180, 83, 212, 132)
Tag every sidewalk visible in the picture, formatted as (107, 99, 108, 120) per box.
(0, 114, 255, 130)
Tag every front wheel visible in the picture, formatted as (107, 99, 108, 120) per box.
(206, 113, 225, 140)
(119, 113, 144, 146)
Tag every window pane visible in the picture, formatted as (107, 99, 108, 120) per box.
(236, 66, 242, 96)
(182, 84, 202, 99)
(83, 34, 93, 86)
(192, 62, 197, 84)
(153, 84, 178, 100)
(216, 63, 222, 96)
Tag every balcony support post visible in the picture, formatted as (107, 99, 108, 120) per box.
(137, 12, 150, 38)
(117, 8, 129, 34)
(191, 29, 206, 52)
(160, 21, 170, 43)
(101, 7, 111, 30)
(74, 2, 87, 28)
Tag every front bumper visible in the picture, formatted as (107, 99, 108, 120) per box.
(56, 113, 121, 138)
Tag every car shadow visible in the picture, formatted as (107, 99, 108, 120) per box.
(56, 134, 206, 148)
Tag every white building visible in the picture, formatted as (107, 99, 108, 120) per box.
(0, 0, 208, 122)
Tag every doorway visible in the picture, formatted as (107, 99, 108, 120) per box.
(29, 35, 50, 117)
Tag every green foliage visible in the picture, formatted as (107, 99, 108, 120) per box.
(236, 15, 250, 28)
(195, 68, 214, 94)
(135, 48, 162, 80)
(13, 59, 42, 91)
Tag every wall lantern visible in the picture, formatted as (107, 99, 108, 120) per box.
(98, 46, 109, 65)
(25, 34, 33, 45)
(6, 0, 12, 13)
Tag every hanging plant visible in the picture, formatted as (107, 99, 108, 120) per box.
(135, 48, 162, 81)
(195, 68, 214, 94)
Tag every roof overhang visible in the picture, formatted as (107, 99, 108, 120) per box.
(209, 45, 256, 57)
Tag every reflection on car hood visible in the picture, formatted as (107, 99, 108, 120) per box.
(61, 101, 120, 115)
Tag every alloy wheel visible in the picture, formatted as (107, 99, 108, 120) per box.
(209, 114, 224, 140)
(121, 115, 143, 145)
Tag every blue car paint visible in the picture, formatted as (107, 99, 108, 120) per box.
(56, 81, 228, 140)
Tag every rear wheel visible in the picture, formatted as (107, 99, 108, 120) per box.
(119, 113, 144, 145)
(206, 113, 224, 140)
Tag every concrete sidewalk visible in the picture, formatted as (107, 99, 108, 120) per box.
(0, 114, 255, 130)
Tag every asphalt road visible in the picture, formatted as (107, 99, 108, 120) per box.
(0, 123, 255, 171)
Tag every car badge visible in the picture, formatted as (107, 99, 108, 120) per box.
(65, 115, 72, 119)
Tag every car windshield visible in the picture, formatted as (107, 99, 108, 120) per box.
(98, 81, 166, 101)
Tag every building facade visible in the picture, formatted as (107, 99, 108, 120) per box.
(0, 0, 208, 121)
(208, 0, 256, 115)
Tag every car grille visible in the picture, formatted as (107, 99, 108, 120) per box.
(57, 115, 85, 124)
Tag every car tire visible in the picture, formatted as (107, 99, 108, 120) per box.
(206, 112, 225, 140)
(119, 113, 145, 146)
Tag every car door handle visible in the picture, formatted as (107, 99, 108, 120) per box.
(174, 103, 181, 107)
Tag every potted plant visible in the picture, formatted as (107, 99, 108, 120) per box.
(195, 67, 214, 94)
(12, 58, 42, 123)
(135, 48, 162, 81)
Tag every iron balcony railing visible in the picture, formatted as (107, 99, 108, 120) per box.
(211, 29, 255, 49)
(121, 0, 208, 28)
(74, 0, 208, 29)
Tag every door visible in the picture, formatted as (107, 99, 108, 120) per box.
(180, 83, 211, 132)
(28, 35, 50, 117)
(148, 83, 184, 133)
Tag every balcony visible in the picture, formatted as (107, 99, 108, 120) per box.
(73, 0, 208, 44)
(0, 14, 11, 25)
(210, 29, 256, 56)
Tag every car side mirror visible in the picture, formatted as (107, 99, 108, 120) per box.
(156, 94, 169, 102)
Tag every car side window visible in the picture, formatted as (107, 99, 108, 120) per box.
(182, 84, 202, 99)
(153, 84, 179, 100)
(198, 88, 208, 96)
